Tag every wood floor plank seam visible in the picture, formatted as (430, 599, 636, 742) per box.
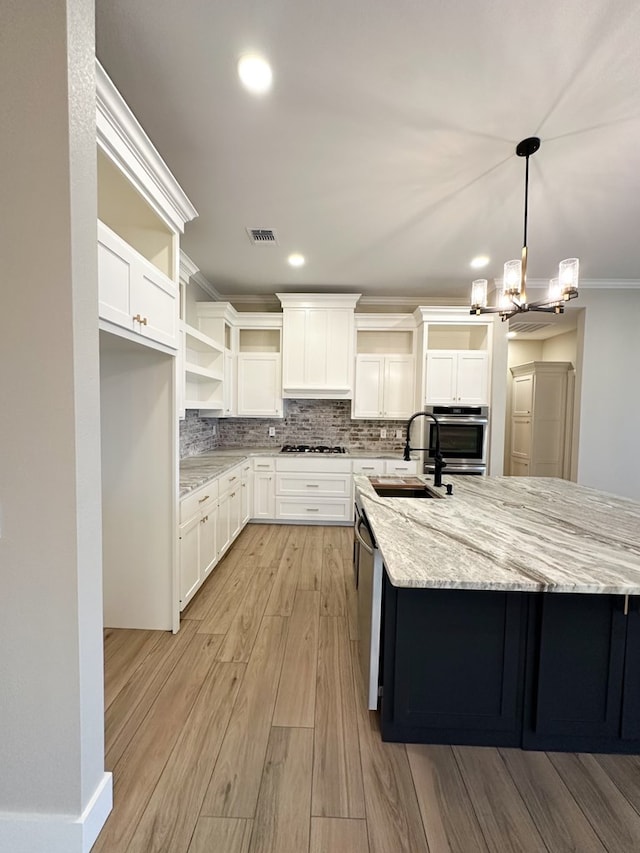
(105, 619, 201, 768)
(591, 753, 640, 822)
(499, 748, 606, 853)
(95, 634, 224, 853)
(451, 745, 551, 853)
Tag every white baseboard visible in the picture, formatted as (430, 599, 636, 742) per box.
(0, 771, 112, 853)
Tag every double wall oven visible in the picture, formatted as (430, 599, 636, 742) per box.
(423, 405, 489, 475)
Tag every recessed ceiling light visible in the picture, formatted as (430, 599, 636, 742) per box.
(470, 255, 490, 269)
(288, 253, 305, 268)
(238, 54, 273, 94)
(507, 331, 517, 338)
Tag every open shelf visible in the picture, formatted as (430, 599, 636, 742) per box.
(182, 322, 225, 411)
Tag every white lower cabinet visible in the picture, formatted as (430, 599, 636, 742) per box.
(178, 483, 219, 610)
(178, 514, 200, 609)
(253, 458, 276, 519)
(217, 462, 244, 559)
(241, 461, 253, 525)
(275, 457, 352, 522)
(179, 460, 249, 611)
(352, 459, 386, 476)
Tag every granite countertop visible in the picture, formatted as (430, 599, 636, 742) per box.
(355, 475, 640, 595)
(179, 447, 414, 496)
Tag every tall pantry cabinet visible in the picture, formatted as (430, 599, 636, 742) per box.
(509, 361, 573, 477)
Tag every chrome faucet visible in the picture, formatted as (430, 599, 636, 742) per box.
(403, 411, 447, 488)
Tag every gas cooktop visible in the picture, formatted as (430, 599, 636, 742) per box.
(280, 444, 347, 454)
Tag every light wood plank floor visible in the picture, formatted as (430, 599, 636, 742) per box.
(98, 524, 640, 853)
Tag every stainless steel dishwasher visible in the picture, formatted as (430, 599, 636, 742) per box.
(353, 501, 384, 710)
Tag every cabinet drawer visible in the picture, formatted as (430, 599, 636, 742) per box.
(219, 465, 243, 494)
(276, 457, 351, 474)
(352, 459, 385, 475)
(275, 497, 351, 522)
(276, 472, 351, 498)
(180, 481, 219, 523)
(385, 460, 418, 475)
(253, 457, 276, 472)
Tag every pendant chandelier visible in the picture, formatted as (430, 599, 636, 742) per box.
(470, 137, 579, 322)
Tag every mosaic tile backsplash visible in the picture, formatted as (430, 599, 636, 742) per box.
(179, 399, 411, 458)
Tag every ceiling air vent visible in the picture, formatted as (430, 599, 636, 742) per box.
(247, 228, 278, 245)
(509, 321, 551, 335)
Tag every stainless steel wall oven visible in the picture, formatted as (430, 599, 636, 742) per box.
(423, 405, 489, 475)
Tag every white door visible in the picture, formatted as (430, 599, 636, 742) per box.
(97, 230, 133, 330)
(199, 504, 217, 578)
(130, 258, 178, 349)
(456, 352, 488, 404)
(254, 472, 275, 519)
(229, 486, 242, 541)
(237, 353, 282, 416)
(383, 356, 415, 418)
(512, 373, 534, 416)
(179, 514, 200, 609)
(425, 352, 457, 404)
(353, 356, 384, 418)
(216, 491, 231, 558)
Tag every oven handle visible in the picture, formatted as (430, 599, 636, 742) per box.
(429, 416, 488, 425)
(354, 517, 374, 555)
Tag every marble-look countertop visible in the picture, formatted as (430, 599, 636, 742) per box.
(355, 475, 640, 595)
(179, 447, 414, 496)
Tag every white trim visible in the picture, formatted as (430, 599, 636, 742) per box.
(0, 772, 112, 853)
(354, 313, 417, 331)
(358, 295, 467, 308)
(510, 277, 640, 291)
(276, 292, 361, 309)
(178, 252, 223, 300)
(221, 293, 281, 310)
(413, 305, 490, 324)
(179, 251, 199, 286)
(191, 270, 223, 301)
(96, 60, 197, 234)
(236, 313, 283, 329)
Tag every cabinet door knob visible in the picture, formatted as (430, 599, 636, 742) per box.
(133, 313, 142, 324)
(141, 316, 148, 326)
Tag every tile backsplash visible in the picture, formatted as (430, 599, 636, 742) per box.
(179, 399, 411, 458)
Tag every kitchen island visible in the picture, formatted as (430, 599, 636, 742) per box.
(354, 475, 640, 752)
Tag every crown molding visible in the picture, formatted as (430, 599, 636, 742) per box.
(96, 60, 198, 234)
(179, 251, 199, 286)
(276, 292, 361, 309)
(178, 250, 223, 300)
(191, 270, 223, 301)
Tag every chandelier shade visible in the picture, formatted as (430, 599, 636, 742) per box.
(470, 137, 579, 321)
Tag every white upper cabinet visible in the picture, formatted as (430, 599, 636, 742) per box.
(237, 353, 282, 417)
(277, 293, 360, 398)
(98, 222, 178, 349)
(352, 320, 417, 419)
(236, 324, 283, 417)
(96, 61, 197, 354)
(425, 350, 489, 405)
(353, 355, 415, 418)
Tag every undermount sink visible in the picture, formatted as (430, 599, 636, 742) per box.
(372, 484, 444, 499)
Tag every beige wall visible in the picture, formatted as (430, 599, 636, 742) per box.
(0, 1, 111, 849)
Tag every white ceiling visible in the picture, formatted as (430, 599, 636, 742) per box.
(95, 0, 640, 304)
